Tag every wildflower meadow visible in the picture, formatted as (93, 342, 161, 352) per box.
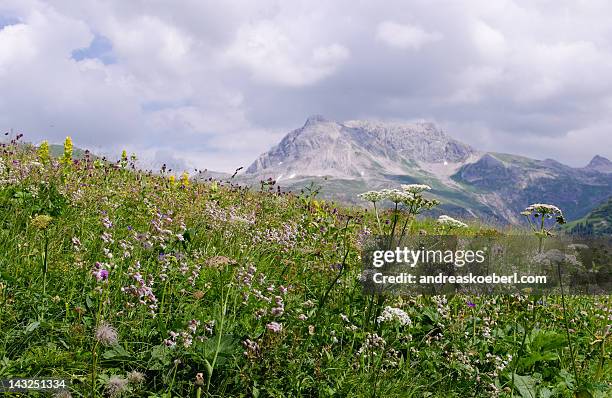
(0, 136, 609, 397)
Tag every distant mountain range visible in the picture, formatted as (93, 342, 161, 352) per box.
(198, 116, 612, 224)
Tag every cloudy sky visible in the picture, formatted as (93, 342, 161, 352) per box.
(1, 0, 612, 171)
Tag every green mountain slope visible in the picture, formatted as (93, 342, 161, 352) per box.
(567, 197, 612, 235)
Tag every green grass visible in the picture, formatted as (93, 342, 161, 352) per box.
(0, 139, 610, 397)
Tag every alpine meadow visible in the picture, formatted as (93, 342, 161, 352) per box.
(2, 2, 612, 396)
(0, 135, 609, 397)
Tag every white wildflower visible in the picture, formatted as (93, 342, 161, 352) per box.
(523, 203, 562, 216)
(437, 215, 468, 228)
(376, 306, 412, 326)
(381, 188, 410, 203)
(358, 190, 385, 203)
(401, 184, 431, 194)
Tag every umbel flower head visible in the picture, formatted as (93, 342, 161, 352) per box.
(437, 215, 468, 229)
(95, 321, 118, 346)
(358, 191, 385, 203)
(380, 188, 410, 203)
(376, 306, 412, 326)
(521, 203, 565, 224)
(521, 203, 565, 238)
(401, 184, 431, 194)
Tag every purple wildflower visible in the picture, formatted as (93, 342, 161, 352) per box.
(266, 322, 282, 333)
(92, 262, 109, 282)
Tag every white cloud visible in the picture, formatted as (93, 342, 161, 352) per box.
(225, 20, 349, 86)
(376, 21, 441, 50)
(470, 20, 506, 61)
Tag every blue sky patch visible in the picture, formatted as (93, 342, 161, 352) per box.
(0, 15, 21, 30)
(71, 34, 116, 65)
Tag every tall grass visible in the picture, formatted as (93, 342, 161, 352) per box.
(0, 137, 609, 397)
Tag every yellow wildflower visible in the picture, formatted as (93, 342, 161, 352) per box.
(180, 171, 189, 187)
(38, 140, 50, 164)
(61, 136, 73, 165)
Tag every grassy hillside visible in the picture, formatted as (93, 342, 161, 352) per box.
(567, 197, 612, 235)
(0, 138, 610, 397)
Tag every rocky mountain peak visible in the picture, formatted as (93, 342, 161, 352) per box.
(245, 117, 476, 177)
(585, 155, 612, 173)
(303, 114, 329, 127)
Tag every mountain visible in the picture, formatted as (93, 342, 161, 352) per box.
(584, 155, 612, 173)
(566, 197, 612, 235)
(228, 116, 612, 224)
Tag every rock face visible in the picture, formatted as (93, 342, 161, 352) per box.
(239, 116, 612, 224)
(246, 116, 475, 179)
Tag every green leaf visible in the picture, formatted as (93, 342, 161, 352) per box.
(513, 373, 537, 398)
(204, 359, 213, 378)
(25, 321, 40, 333)
(102, 344, 130, 359)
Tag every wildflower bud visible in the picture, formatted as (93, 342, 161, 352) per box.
(120, 150, 128, 168)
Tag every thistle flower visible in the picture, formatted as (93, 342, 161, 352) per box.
(37, 140, 50, 164)
(437, 215, 468, 228)
(105, 375, 129, 397)
(401, 184, 431, 194)
(95, 322, 118, 346)
(31, 214, 53, 230)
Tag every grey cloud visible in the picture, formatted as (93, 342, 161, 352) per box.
(0, 0, 611, 171)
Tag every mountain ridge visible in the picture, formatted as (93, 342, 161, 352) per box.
(211, 116, 612, 224)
